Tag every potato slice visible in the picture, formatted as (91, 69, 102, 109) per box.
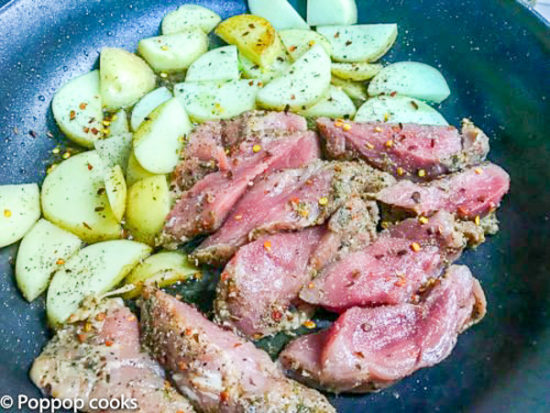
(125, 175, 171, 245)
(130, 87, 172, 132)
(126, 151, 157, 187)
(51, 70, 103, 148)
(108, 109, 129, 136)
(41, 151, 121, 243)
(0, 183, 40, 248)
(123, 251, 200, 299)
(368, 61, 451, 103)
(94, 132, 132, 172)
(138, 30, 208, 73)
(175, 79, 259, 122)
(331, 62, 383, 81)
(331, 75, 368, 102)
(355, 95, 448, 125)
(46, 240, 151, 326)
(162, 4, 221, 34)
(215, 14, 284, 68)
(15, 219, 82, 302)
(300, 85, 356, 119)
(100, 48, 156, 111)
(104, 165, 127, 222)
(248, 0, 309, 30)
(279, 29, 332, 61)
(239, 53, 291, 83)
(186, 46, 240, 83)
(317, 24, 397, 62)
(256, 44, 331, 111)
(133, 98, 192, 174)
(307, 0, 358, 26)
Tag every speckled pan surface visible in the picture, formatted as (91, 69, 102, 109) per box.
(0, 0, 548, 411)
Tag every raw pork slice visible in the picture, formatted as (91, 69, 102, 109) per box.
(318, 118, 490, 180)
(376, 162, 510, 219)
(30, 298, 194, 413)
(300, 211, 466, 312)
(192, 161, 394, 265)
(281, 265, 487, 393)
(139, 288, 335, 413)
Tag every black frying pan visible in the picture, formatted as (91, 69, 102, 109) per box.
(0, 0, 549, 411)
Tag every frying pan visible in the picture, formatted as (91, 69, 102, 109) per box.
(0, 0, 549, 412)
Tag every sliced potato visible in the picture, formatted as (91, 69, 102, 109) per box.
(307, 0, 358, 26)
(355, 95, 448, 125)
(126, 151, 157, 187)
(51, 70, 103, 148)
(94, 132, 133, 172)
(279, 29, 332, 61)
(125, 175, 171, 245)
(133, 98, 192, 174)
(256, 44, 331, 111)
(108, 109, 129, 136)
(123, 251, 200, 299)
(162, 4, 221, 34)
(130, 87, 172, 131)
(104, 165, 127, 222)
(186, 46, 240, 83)
(331, 75, 368, 102)
(331, 62, 383, 81)
(41, 151, 121, 243)
(239, 53, 291, 83)
(46, 240, 151, 326)
(100, 47, 156, 111)
(248, 0, 309, 30)
(175, 79, 259, 122)
(300, 85, 356, 119)
(317, 24, 398, 62)
(15, 219, 81, 302)
(138, 30, 208, 73)
(367, 61, 451, 103)
(0, 184, 40, 248)
(215, 14, 284, 68)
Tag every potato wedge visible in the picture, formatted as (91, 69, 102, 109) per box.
(162, 4, 221, 34)
(133, 98, 192, 174)
(138, 30, 208, 73)
(279, 29, 332, 61)
(368, 61, 451, 103)
(331, 75, 368, 102)
(130, 87, 172, 132)
(15, 219, 82, 302)
(104, 165, 127, 222)
(239, 53, 291, 83)
(51, 70, 103, 148)
(256, 44, 331, 111)
(355, 95, 448, 125)
(125, 151, 157, 187)
(0, 183, 40, 248)
(100, 48, 156, 111)
(94, 132, 132, 172)
(41, 151, 121, 243)
(175, 79, 259, 122)
(123, 251, 200, 299)
(186, 46, 240, 83)
(331, 62, 383, 81)
(307, 0, 358, 26)
(317, 24, 397, 62)
(108, 109, 129, 136)
(300, 85, 356, 119)
(46, 240, 151, 326)
(248, 0, 309, 30)
(215, 14, 284, 68)
(125, 175, 171, 245)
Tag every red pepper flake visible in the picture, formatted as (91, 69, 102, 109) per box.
(334, 32, 340, 38)
(290, 197, 300, 204)
(104, 339, 114, 347)
(87, 163, 93, 171)
(263, 240, 272, 251)
(69, 110, 76, 120)
(303, 320, 316, 329)
(271, 310, 282, 321)
(307, 282, 315, 289)
(79, 102, 88, 110)
(457, 206, 469, 217)
(91, 127, 99, 135)
(83, 127, 90, 133)
(185, 328, 193, 336)
(220, 391, 230, 402)
(290, 94, 296, 100)
(289, 45, 297, 52)
(55, 258, 65, 265)
(394, 276, 407, 287)
(221, 272, 230, 282)
(390, 91, 397, 97)
(77, 333, 87, 343)
(177, 360, 188, 371)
